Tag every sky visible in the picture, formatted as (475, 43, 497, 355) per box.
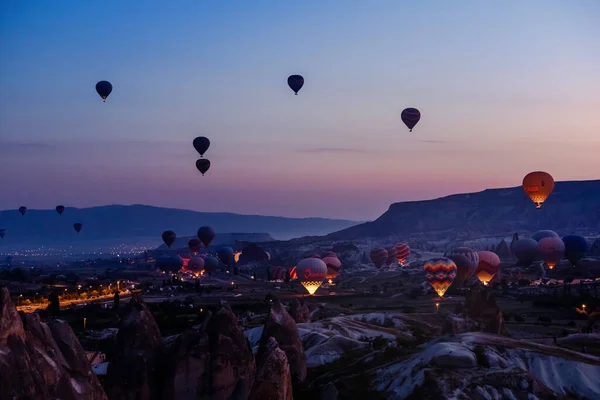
(1, 0, 599, 221)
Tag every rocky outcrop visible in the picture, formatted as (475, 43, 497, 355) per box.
(289, 299, 310, 323)
(464, 287, 506, 335)
(249, 337, 293, 400)
(106, 294, 164, 400)
(0, 287, 108, 400)
(257, 299, 307, 383)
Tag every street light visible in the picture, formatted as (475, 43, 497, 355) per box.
(435, 302, 440, 313)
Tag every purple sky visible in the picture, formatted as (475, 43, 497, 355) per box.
(1, 1, 599, 220)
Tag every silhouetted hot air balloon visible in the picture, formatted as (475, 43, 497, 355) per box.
(73, 223, 82, 233)
(187, 256, 205, 273)
(55, 205, 65, 215)
(0, 229, 6, 239)
(538, 236, 565, 270)
(287, 75, 304, 95)
(18, 206, 26, 216)
(321, 251, 337, 259)
(475, 251, 500, 285)
(297, 258, 327, 295)
(196, 159, 211, 175)
(531, 230, 559, 242)
(370, 248, 388, 269)
(193, 137, 210, 157)
(561, 235, 589, 267)
(216, 246, 234, 266)
(447, 254, 472, 289)
(423, 257, 457, 298)
(445, 247, 479, 275)
(395, 243, 410, 265)
(512, 238, 540, 268)
(401, 108, 421, 132)
(188, 239, 202, 254)
(323, 256, 342, 282)
(522, 171, 554, 209)
(156, 255, 183, 273)
(270, 266, 287, 281)
(204, 256, 220, 274)
(197, 226, 216, 247)
(95, 81, 113, 102)
(162, 230, 177, 248)
(385, 246, 398, 266)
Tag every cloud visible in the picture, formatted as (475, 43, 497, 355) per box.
(297, 147, 368, 154)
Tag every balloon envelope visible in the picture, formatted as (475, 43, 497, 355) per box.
(561, 235, 588, 267)
(73, 223, 82, 233)
(18, 206, 26, 216)
(385, 246, 397, 266)
(475, 251, 500, 285)
(401, 108, 421, 131)
(0, 229, 6, 239)
(197, 226, 216, 247)
(370, 248, 388, 269)
(531, 230, 559, 242)
(196, 159, 211, 175)
(322, 257, 342, 280)
(193, 137, 210, 157)
(187, 256, 205, 272)
(538, 237, 565, 269)
(95, 81, 113, 101)
(445, 247, 479, 275)
(287, 75, 304, 94)
(162, 230, 176, 248)
(56, 205, 65, 215)
(188, 239, 202, 254)
(447, 254, 472, 289)
(204, 256, 220, 274)
(297, 258, 327, 295)
(395, 243, 410, 265)
(522, 171, 554, 209)
(156, 255, 183, 273)
(423, 257, 457, 298)
(513, 238, 540, 267)
(216, 246, 234, 265)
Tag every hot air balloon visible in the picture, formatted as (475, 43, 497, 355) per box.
(447, 254, 473, 289)
(297, 258, 327, 295)
(197, 226, 216, 247)
(475, 251, 501, 285)
(385, 246, 398, 266)
(196, 159, 211, 175)
(56, 205, 65, 215)
(370, 248, 388, 269)
(395, 243, 410, 265)
(18, 206, 26, 216)
(265, 251, 271, 261)
(289, 266, 297, 280)
(187, 256, 205, 273)
(188, 239, 202, 254)
(216, 246, 234, 266)
(401, 108, 421, 132)
(238, 243, 269, 264)
(445, 247, 479, 276)
(538, 237, 565, 269)
(73, 223, 82, 233)
(321, 251, 337, 259)
(95, 81, 113, 102)
(323, 256, 342, 283)
(512, 238, 540, 267)
(561, 235, 589, 267)
(0, 229, 6, 239)
(204, 256, 220, 274)
(234, 251, 241, 263)
(287, 75, 304, 95)
(522, 171, 554, 209)
(269, 266, 287, 281)
(531, 230, 559, 242)
(193, 137, 210, 157)
(162, 230, 176, 248)
(156, 255, 183, 273)
(423, 257, 457, 298)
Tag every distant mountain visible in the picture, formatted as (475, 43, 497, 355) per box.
(0, 204, 361, 246)
(156, 233, 275, 251)
(327, 180, 600, 241)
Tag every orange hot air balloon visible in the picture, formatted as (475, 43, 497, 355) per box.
(234, 251, 241, 263)
(423, 257, 457, 298)
(395, 243, 410, 265)
(289, 266, 297, 280)
(522, 171, 554, 209)
(475, 251, 500, 285)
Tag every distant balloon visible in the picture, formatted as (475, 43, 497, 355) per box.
(538, 237, 565, 270)
(196, 159, 211, 175)
(370, 248, 388, 269)
(287, 75, 304, 95)
(269, 266, 287, 281)
(156, 255, 183, 273)
(297, 258, 327, 295)
(162, 230, 177, 248)
(385, 246, 398, 266)
(321, 251, 337, 259)
(475, 251, 500, 285)
(95, 81, 113, 102)
(0, 229, 6, 239)
(561, 235, 589, 267)
(423, 257, 457, 298)
(323, 257, 342, 281)
(56, 205, 65, 215)
(522, 171, 554, 209)
(445, 247, 479, 275)
(531, 230, 559, 242)
(216, 246, 234, 265)
(395, 243, 410, 265)
(18, 206, 27, 216)
(197, 226, 216, 247)
(193, 137, 210, 157)
(188, 239, 202, 254)
(73, 223, 82, 233)
(401, 108, 421, 132)
(187, 255, 205, 273)
(512, 238, 540, 268)
(204, 256, 220, 274)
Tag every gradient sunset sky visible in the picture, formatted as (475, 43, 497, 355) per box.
(1, 0, 599, 220)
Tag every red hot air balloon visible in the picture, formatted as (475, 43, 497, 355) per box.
(187, 256, 205, 273)
(424, 257, 457, 298)
(538, 237, 565, 270)
(475, 251, 501, 285)
(370, 248, 388, 269)
(323, 256, 342, 283)
(287, 75, 304, 95)
(401, 108, 421, 132)
(385, 246, 398, 266)
(73, 223, 82, 233)
(297, 258, 327, 295)
(522, 171, 554, 209)
(395, 243, 410, 265)
(162, 230, 177, 248)
(188, 239, 202, 254)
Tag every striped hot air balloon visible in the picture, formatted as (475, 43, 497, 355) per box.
(297, 258, 327, 295)
(475, 251, 501, 285)
(323, 256, 342, 282)
(447, 254, 472, 289)
(385, 246, 398, 266)
(370, 248, 388, 269)
(538, 237, 565, 270)
(423, 257, 457, 298)
(445, 247, 479, 276)
(395, 243, 410, 265)
(401, 108, 421, 132)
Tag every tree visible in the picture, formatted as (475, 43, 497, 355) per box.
(113, 291, 120, 310)
(48, 290, 60, 316)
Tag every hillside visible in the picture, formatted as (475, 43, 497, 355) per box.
(0, 204, 360, 246)
(327, 179, 600, 241)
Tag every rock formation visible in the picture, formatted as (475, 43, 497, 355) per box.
(0, 286, 107, 400)
(249, 337, 293, 400)
(289, 299, 310, 323)
(464, 288, 506, 335)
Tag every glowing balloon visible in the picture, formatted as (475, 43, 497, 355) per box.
(297, 258, 327, 295)
(289, 266, 297, 280)
(561, 235, 588, 267)
(423, 257, 457, 298)
(95, 81, 113, 102)
(401, 108, 421, 132)
(538, 236, 565, 269)
(287, 75, 304, 95)
(395, 243, 410, 265)
(475, 251, 500, 285)
(234, 251, 241, 263)
(522, 171, 554, 209)
(370, 248, 388, 269)
(323, 256, 342, 282)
